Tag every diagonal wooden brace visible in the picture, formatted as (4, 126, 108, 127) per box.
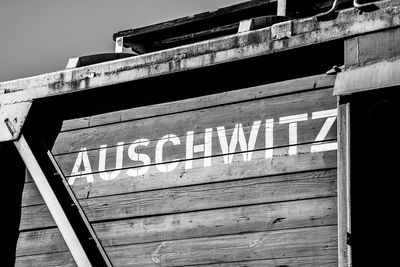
(1, 102, 113, 266)
(13, 134, 113, 267)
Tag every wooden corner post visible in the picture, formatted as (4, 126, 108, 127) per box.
(337, 96, 352, 267)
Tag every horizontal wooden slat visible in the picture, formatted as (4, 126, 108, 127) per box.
(60, 74, 335, 132)
(53, 88, 335, 154)
(105, 225, 338, 266)
(67, 144, 337, 199)
(96, 197, 338, 247)
(55, 118, 337, 177)
(187, 254, 338, 267)
(113, 0, 276, 41)
(20, 169, 336, 230)
(15, 251, 76, 267)
(15, 254, 337, 267)
(17, 205, 336, 256)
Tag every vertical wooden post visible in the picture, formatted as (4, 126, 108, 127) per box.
(337, 96, 352, 267)
(115, 37, 124, 53)
(277, 0, 287, 16)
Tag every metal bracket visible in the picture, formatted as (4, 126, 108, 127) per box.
(0, 101, 32, 142)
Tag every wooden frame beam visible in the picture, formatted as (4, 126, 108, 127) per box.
(13, 133, 113, 267)
(14, 135, 92, 266)
(1, 0, 399, 106)
(337, 97, 352, 267)
(334, 57, 400, 96)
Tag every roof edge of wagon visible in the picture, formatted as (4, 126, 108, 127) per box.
(112, 0, 354, 54)
(1, 0, 400, 103)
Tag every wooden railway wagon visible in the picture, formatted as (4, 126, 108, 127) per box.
(1, 0, 399, 266)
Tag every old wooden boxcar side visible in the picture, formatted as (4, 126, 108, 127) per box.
(16, 74, 338, 266)
(1, 0, 400, 266)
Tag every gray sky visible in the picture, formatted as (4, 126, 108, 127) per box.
(0, 0, 245, 82)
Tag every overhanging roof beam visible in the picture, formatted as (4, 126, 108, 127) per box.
(1, 0, 399, 106)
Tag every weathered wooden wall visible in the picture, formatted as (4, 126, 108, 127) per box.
(15, 74, 338, 266)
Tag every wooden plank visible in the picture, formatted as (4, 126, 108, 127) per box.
(337, 99, 351, 267)
(60, 73, 334, 132)
(20, 169, 336, 229)
(21, 181, 42, 207)
(113, 0, 277, 46)
(26, 142, 337, 195)
(96, 197, 338, 247)
(55, 120, 336, 177)
(157, 23, 239, 47)
(15, 251, 76, 267)
(1, 0, 399, 105)
(105, 225, 338, 266)
(67, 145, 337, 199)
(334, 58, 400, 96)
(187, 254, 338, 267)
(15, 254, 337, 267)
(53, 88, 335, 154)
(17, 197, 336, 256)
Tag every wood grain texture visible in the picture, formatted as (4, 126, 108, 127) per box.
(15, 251, 76, 267)
(20, 169, 336, 230)
(20, 147, 337, 231)
(186, 254, 338, 267)
(55, 119, 336, 176)
(16, 74, 339, 265)
(2, 0, 399, 104)
(53, 88, 335, 155)
(105, 225, 338, 266)
(68, 145, 336, 198)
(17, 224, 337, 264)
(24, 168, 335, 209)
(60, 74, 335, 132)
(15, 254, 337, 267)
(17, 197, 337, 256)
(337, 100, 350, 267)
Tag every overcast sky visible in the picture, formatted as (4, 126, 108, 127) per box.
(0, 0, 245, 82)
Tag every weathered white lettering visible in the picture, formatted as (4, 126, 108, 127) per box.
(186, 128, 212, 169)
(156, 134, 181, 172)
(265, 119, 274, 159)
(69, 147, 94, 185)
(217, 120, 261, 164)
(98, 142, 124, 180)
(279, 113, 308, 155)
(70, 109, 338, 184)
(126, 139, 151, 177)
(311, 109, 337, 152)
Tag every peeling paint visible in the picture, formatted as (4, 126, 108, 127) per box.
(248, 238, 262, 248)
(151, 241, 167, 264)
